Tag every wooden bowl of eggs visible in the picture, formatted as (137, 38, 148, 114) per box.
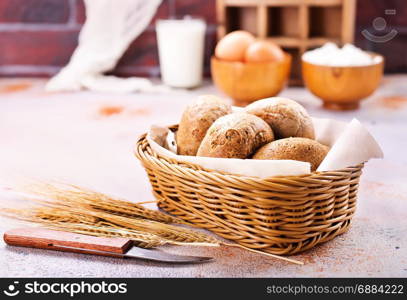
(302, 44, 384, 110)
(211, 31, 291, 106)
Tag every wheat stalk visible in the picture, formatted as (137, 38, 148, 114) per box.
(41, 224, 168, 249)
(1, 207, 210, 248)
(2, 203, 220, 246)
(19, 180, 185, 224)
(2, 179, 304, 265)
(59, 205, 220, 246)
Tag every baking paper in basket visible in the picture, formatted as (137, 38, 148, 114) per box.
(317, 118, 384, 171)
(147, 117, 383, 178)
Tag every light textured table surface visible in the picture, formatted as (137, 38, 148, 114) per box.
(0, 76, 406, 277)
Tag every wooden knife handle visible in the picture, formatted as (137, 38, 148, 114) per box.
(4, 227, 133, 256)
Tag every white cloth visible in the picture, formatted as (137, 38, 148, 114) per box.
(46, 0, 162, 93)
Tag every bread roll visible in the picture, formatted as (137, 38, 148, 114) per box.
(177, 95, 232, 156)
(253, 137, 329, 171)
(197, 112, 274, 159)
(245, 97, 315, 139)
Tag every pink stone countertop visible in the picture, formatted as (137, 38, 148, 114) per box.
(1, 77, 406, 277)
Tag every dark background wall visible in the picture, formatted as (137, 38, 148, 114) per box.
(0, 0, 405, 77)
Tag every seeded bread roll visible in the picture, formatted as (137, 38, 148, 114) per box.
(197, 112, 274, 159)
(245, 97, 315, 139)
(177, 95, 232, 156)
(253, 137, 329, 171)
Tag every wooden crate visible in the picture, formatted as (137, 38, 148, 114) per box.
(216, 0, 356, 85)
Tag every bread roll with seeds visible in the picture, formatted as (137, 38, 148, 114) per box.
(197, 112, 274, 159)
(177, 95, 232, 156)
(253, 137, 329, 171)
(245, 97, 315, 139)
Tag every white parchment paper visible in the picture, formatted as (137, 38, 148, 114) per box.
(147, 117, 383, 178)
(317, 118, 384, 171)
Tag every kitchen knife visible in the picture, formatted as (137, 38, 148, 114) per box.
(3, 227, 213, 264)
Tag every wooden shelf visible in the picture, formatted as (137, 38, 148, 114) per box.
(262, 0, 306, 6)
(225, 6, 258, 35)
(268, 6, 300, 38)
(266, 37, 302, 47)
(306, 37, 342, 47)
(309, 5, 342, 39)
(287, 47, 307, 86)
(223, 0, 343, 8)
(260, 0, 342, 6)
(223, 0, 260, 6)
(302, 0, 342, 6)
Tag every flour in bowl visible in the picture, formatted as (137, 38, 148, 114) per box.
(302, 43, 382, 66)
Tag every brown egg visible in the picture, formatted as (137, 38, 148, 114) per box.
(215, 31, 255, 62)
(244, 40, 284, 63)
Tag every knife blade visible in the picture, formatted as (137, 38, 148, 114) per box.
(54, 244, 212, 263)
(3, 227, 213, 264)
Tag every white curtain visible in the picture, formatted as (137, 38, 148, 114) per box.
(46, 0, 162, 93)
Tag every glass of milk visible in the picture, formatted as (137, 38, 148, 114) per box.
(156, 17, 206, 88)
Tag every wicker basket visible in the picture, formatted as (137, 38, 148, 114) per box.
(135, 126, 364, 255)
